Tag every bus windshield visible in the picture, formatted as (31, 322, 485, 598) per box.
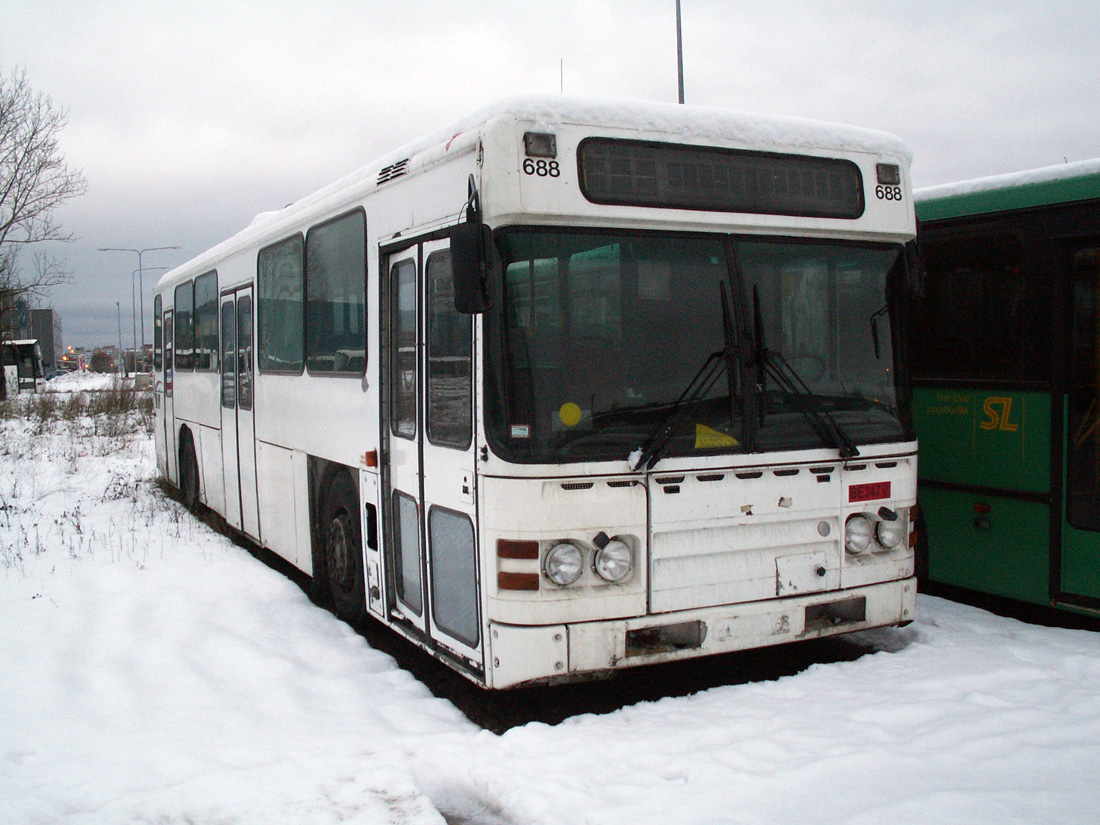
(484, 229, 907, 464)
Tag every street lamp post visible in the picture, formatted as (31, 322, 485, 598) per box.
(676, 0, 685, 104)
(98, 246, 181, 352)
(116, 301, 124, 377)
(132, 266, 167, 369)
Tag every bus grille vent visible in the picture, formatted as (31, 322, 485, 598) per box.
(377, 159, 410, 184)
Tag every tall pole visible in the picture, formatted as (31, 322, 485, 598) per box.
(98, 246, 181, 353)
(676, 0, 685, 104)
(131, 269, 138, 355)
(116, 301, 124, 377)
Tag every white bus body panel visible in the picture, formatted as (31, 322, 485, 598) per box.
(151, 96, 918, 688)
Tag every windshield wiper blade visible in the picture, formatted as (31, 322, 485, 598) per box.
(751, 284, 859, 459)
(628, 349, 727, 471)
(762, 349, 860, 459)
(629, 283, 739, 471)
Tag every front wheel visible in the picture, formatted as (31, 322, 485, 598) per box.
(180, 435, 200, 513)
(321, 471, 367, 627)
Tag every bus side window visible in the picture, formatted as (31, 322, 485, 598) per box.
(194, 271, 219, 371)
(258, 235, 304, 373)
(305, 210, 365, 374)
(221, 301, 236, 409)
(913, 233, 1043, 383)
(174, 281, 195, 371)
(427, 250, 472, 448)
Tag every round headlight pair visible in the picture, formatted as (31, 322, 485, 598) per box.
(543, 539, 633, 586)
(845, 513, 905, 555)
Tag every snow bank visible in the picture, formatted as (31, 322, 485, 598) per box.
(2, 409, 1100, 824)
(41, 370, 120, 393)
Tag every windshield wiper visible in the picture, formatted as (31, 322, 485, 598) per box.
(629, 283, 739, 471)
(753, 285, 860, 459)
(761, 350, 860, 459)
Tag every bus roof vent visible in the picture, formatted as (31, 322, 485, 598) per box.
(377, 158, 410, 185)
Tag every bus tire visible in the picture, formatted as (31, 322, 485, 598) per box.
(321, 471, 367, 627)
(180, 433, 200, 513)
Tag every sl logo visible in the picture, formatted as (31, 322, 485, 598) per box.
(980, 396, 1020, 432)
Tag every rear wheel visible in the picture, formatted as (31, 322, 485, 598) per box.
(321, 471, 367, 626)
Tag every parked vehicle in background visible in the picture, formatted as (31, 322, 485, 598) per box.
(1, 338, 45, 399)
(911, 159, 1100, 617)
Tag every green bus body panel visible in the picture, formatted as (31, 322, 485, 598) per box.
(912, 388, 1050, 492)
(913, 163, 1100, 613)
(1061, 403, 1100, 602)
(914, 388, 1053, 606)
(920, 487, 1050, 605)
(1062, 521, 1100, 600)
(916, 172, 1100, 222)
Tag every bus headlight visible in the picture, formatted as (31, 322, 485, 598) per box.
(876, 517, 906, 550)
(594, 539, 632, 582)
(845, 514, 874, 555)
(544, 542, 583, 586)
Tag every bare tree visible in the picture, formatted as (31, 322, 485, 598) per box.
(0, 67, 87, 337)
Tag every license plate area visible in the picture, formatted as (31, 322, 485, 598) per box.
(804, 596, 866, 632)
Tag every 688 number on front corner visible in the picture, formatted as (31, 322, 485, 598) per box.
(875, 184, 903, 201)
(523, 158, 560, 177)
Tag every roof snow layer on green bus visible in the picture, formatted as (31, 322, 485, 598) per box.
(916, 158, 1100, 222)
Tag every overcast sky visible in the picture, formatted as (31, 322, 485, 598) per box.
(4, 0, 1099, 347)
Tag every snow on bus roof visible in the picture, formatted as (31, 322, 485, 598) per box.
(916, 157, 1100, 202)
(159, 95, 912, 288)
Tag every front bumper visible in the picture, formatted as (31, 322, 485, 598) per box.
(487, 577, 916, 688)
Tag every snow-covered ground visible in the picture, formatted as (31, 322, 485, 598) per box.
(3, 379, 1100, 825)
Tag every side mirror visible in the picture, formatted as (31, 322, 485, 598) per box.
(452, 222, 494, 314)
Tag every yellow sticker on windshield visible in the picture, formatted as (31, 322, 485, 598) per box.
(695, 423, 739, 449)
(559, 402, 583, 427)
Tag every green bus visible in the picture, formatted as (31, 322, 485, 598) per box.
(911, 159, 1100, 615)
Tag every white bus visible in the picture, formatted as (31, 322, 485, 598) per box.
(153, 96, 918, 688)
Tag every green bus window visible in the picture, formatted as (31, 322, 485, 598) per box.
(913, 233, 1045, 384)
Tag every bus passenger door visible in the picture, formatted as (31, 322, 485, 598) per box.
(163, 310, 178, 484)
(1062, 244, 1100, 605)
(385, 254, 428, 634)
(383, 238, 482, 667)
(220, 288, 261, 540)
(420, 240, 480, 663)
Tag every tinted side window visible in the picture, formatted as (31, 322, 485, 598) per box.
(913, 231, 1047, 383)
(194, 271, 218, 371)
(258, 235, 304, 372)
(306, 211, 366, 374)
(174, 281, 195, 371)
